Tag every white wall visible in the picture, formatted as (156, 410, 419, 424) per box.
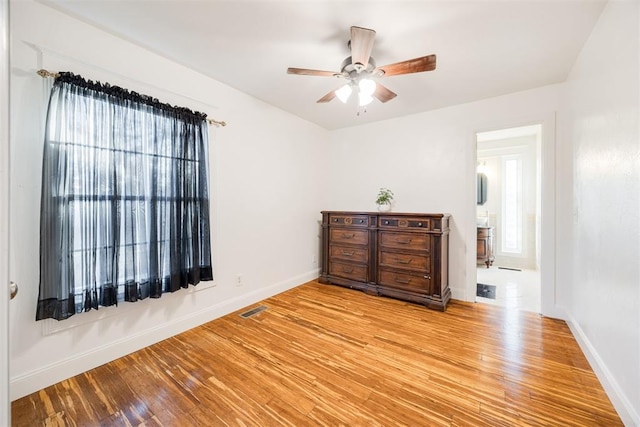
(9, 0, 329, 400)
(559, 1, 640, 425)
(0, 0, 10, 423)
(326, 85, 561, 305)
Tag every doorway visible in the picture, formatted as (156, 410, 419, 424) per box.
(475, 124, 542, 313)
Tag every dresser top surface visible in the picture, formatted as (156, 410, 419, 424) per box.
(322, 211, 450, 218)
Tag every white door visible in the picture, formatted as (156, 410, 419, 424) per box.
(1, 0, 11, 423)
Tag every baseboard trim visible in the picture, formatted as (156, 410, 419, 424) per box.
(10, 269, 320, 401)
(449, 285, 466, 301)
(565, 312, 639, 426)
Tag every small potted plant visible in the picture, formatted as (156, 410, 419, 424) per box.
(375, 187, 394, 212)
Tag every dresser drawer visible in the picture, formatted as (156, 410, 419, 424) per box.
(379, 216, 430, 230)
(330, 244, 368, 263)
(321, 211, 450, 311)
(330, 228, 369, 245)
(379, 251, 430, 272)
(477, 227, 494, 239)
(378, 269, 431, 293)
(379, 231, 430, 251)
(477, 239, 488, 258)
(329, 260, 368, 282)
(329, 214, 369, 227)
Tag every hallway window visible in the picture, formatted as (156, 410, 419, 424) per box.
(502, 155, 522, 254)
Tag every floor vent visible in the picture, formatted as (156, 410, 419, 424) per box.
(239, 305, 268, 319)
(476, 283, 497, 299)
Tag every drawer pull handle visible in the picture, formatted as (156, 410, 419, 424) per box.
(342, 268, 354, 273)
(358, 219, 364, 223)
(397, 239, 412, 244)
(395, 277, 411, 284)
(418, 222, 423, 227)
(423, 275, 432, 280)
(343, 233, 355, 239)
(334, 218, 339, 222)
(396, 258, 411, 264)
(341, 250, 355, 256)
(384, 220, 389, 225)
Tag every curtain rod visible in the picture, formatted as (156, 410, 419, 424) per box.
(36, 69, 227, 127)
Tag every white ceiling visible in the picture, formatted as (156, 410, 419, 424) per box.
(40, 0, 606, 130)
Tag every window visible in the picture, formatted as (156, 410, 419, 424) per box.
(37, 72, 213, 321)
(501, 155, 523, 254)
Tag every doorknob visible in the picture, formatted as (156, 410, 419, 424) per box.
(10, 281, 17, 300)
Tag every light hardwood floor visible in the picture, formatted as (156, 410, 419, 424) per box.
(12, 280, 621, 426)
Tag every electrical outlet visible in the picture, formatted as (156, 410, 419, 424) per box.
(236, 274, 243, 286)
(312, 254, 318, 265)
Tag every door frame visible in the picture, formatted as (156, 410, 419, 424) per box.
(470, 112, 560, 318)
(1, 0, 11, 423)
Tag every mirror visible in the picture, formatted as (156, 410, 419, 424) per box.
(477, 173, 488, 205)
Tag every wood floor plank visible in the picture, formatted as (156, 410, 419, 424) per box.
(12, 280, 622, 426)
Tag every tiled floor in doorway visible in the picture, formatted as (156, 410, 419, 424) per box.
(476, 266, 540, 313)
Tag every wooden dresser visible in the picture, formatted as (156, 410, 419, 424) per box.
(320, 211, 451, 311)
(477, 226, 495, 268)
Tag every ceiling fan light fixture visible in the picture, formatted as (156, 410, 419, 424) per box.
(288, 26, 435, 108)
(335, 84, 353, 103)
(358, 92, 374, 106)
(358, 78, 376, 96)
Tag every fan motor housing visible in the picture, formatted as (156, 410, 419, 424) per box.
(341, 56, 376, 78)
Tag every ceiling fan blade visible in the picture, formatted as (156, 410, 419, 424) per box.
(317, 90, 337, 103)
(287, 67, 342, 77)
(350, 26, 376, 69)
(376, 54, 436, 77)
(373, 83, 397, 103)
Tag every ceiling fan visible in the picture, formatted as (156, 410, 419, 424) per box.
(287, 26, 436, 106)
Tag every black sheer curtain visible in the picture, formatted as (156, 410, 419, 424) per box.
(37, 72, 213, 321)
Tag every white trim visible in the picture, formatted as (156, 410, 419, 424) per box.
(471, 113, 560, 319)
(538, 113, 561, 319)
(449, 284, 466, 301)
(0, 0, 10, 422)
(41, 280, 217, 336)
(11, 269, 320, 400)
(565, 312, 640, 426)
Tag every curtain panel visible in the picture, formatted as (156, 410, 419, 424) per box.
(37, 72, 213, 321)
